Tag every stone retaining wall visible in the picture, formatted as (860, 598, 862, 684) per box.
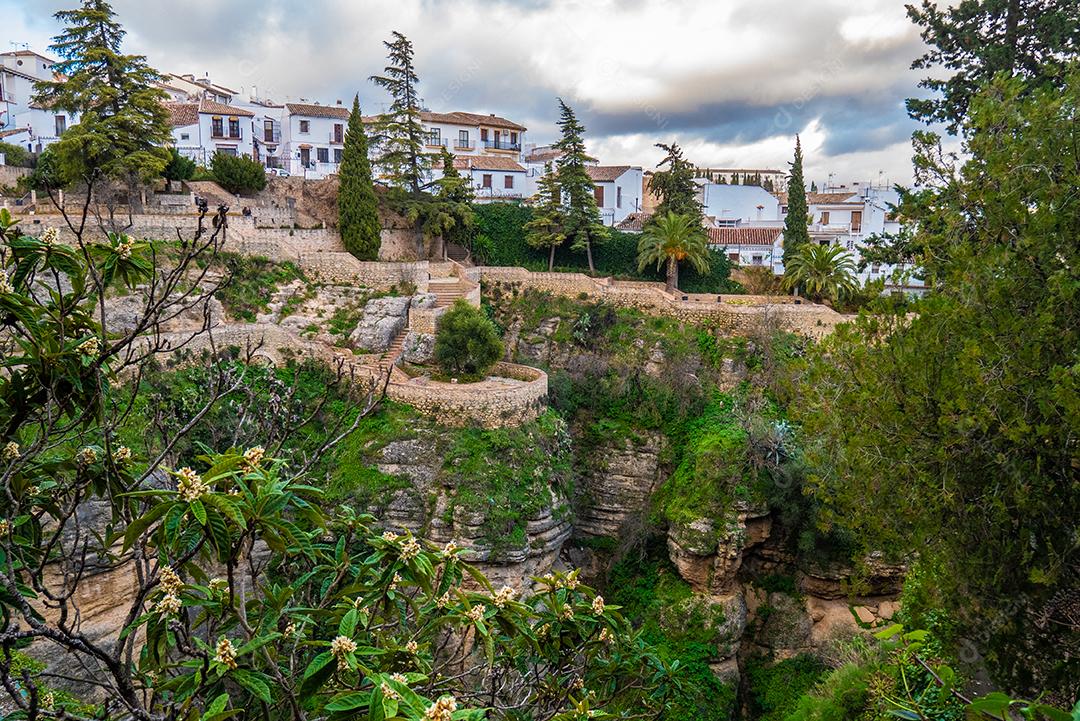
(386, 362, 548, 429)
(0, 164, 29, 188)
(475, 266, 844, 338)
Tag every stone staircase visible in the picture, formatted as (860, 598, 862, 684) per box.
(428, 277, 469, 308)
(373, 327, 409, 382)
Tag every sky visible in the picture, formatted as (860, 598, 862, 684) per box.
(1, 0, 944, 187)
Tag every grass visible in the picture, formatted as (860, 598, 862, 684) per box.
(208, 252, 306, 322)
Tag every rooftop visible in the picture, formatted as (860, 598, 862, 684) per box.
(586, 165, 633, 182)
(285, 102, 350, 119)
(452, 156, 526, 172)
(420, 110, 525, 131)
(708, 227, 783, 246)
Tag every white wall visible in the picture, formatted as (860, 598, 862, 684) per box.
(282, 113, 348, 179)
(595, 168, 643, 226)
(701, 184, 781, 224)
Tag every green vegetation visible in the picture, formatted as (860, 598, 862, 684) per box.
(636, 211, 711, 292)
(553, 99, 608, 271)
(210, 151, 268, 195)
(648, 141, 702, 224)
(163, 147, 195, 183)
(434, 299, 504, 380)
(0, 141, 31, 168)
(782, 135, 810, 265)
(746, 654, 829, 721)
(524, 161, 565, 271)
(337, 95, 381, 260)
(205, 252, 305, 321)
(781, 243, 859, 304)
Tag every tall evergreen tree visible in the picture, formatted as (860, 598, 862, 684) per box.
(369, 31, 429, 194)
(423, 148, 474, 260)
(782, 135, 810, 267)
(907, 0, 1080, 134)
(649, 141, 701, 224)
(34, 0, 170, 198)
(338, 95, 381, 261)
(553, 99, 607, 273)
(524, 163, 566, 271)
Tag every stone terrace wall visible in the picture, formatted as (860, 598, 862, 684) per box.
(473, 266, 844, 338)
(386, 362, 548, 429)
(0, 164, 29, 188)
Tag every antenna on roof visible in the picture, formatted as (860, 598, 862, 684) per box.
(9, 42, 30, 52)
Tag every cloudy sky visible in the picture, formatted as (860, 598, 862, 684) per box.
(3, 0, 942, 186)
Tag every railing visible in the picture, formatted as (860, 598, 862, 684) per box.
(211, 130, 243, 140)
(482, 139, 521, 151)
(263, 128, 281, 143)
(453, 140, 473, 150)
(426, 137, 447, 147)
(329, 132, 344, 144)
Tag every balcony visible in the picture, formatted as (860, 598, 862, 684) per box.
(426, 137, 447, 148)
(329, 131, 344, 145)
(262, 128, 281, 144)
(453, 139, 474, 150)
(212, 130, 243, 140)
(482, 138, 521, 151)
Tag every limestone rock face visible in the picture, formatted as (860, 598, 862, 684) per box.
(799, 553, 906, 600)
(103, 292, 224, 333)
(667, 504, 772, 594)
(350, 296, 411, 351)
(401, 331, 436, 364)
(574, 434, 665, 539)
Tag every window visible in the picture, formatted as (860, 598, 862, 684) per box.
(217, 147, 238, 157)
(594, 186, 605, 206)
(334, 148, 343, 164)
(458, 130, 469, 148)
(728, 252, 739, 262)
(480, 128, 489, 142)
(504, 175, 514, 189)
(428, 128, 441, 145)
(264, 120, 275, 142)
(299, 120, 310, 134)
(300, 147, 311, 166)
(752, 255, 764, 266)
(317, 147, 329, 163)
(780, 205, 788, 215)
(510, 131, 518, 144)
(333, 123, 344, 143)
(820, 211, 830, 225)
(228, 117, 240, 138)
(266, 155, 279, 169)
(872, 263, 881, 274)
(54, 115, 66, 135)
(482, 174, 492, 188)
(212, 117, 224, 137)
(616, 186, 622, 208)
(851, 210, 862, 233)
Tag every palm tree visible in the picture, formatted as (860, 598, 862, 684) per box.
(637, 212, 711, 293)
(781, 242, 859, 304)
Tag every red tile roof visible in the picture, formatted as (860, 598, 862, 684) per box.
(198, 98, 253, 117)
(776, 191, 861, 205)
(285, 102, 350, 119)
(615, 211, 651, 231)
(707, 227, 783, 246)
(164, 102, 199, 127)
(420, 111, 525, 131)
(452, 156, 526, 172)
(586, 165, 632, 182)
(0, 126, 29, 139)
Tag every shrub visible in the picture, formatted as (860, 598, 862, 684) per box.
(0, 141, 31, 168)
(163, 147, 196, 183)
(434, 299, 504, 380)
(210, 151, 267, 195)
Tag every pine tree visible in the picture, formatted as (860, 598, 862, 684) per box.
(369, 31, 429, 195)
(524, 163, 566, 271)
(338, 95, 381, 261)
(782, 135, 811, 268)
(810, 180, 818, 193)
(649, 141, 701, 223)
(34, 0, 170, 196)
(553, 99, 607, 273)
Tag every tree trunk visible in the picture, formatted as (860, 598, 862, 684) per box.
(548, 243, 556, 272)
(666, 256, 678, 294)
(586, 240, 595, 273)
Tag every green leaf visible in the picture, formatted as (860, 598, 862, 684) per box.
(325, 692, 371, 712)
(339, 608, 358, 638)
(874, 623, 904, 640)
(122, 501, 174, 552)
(190, 499, 207, 525)
(232, 669, 272, 703)
(204, 693, 229, 718)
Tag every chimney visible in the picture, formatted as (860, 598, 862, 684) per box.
(336, 99, 342, 106)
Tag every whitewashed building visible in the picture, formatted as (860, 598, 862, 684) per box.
(700, 182, 782, 226)
(0, 50, 78, 153)
(158, 73, 236, 104)
(447, 155, 527, 202)
(165, 99, 255, 165)
(708, 226, 784, 267)
(280, 102, 350, 179)
(586, 165, 643, 226)
(419, 111, 525, 159)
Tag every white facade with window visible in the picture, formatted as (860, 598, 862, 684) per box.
(281, 102, 349, 179)
(0, 50, 79, 153)
(165, 99, 255, 166)
(586, 166, 643, 226)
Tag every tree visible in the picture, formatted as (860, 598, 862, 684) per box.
(369, 31, 429, 195)
(780, 242, 857, 303)
(524, 163, 565, 271)
(553, 99, 607, 273)
(649, 141, 701, 223)
(0, 141, 31, 168)
(210, 152, 267, 195)
(762, 177, 774, 192)
(810, 180, 818, 193)
(434, 299, 504, 381)
(790, 73, 1080, 699)
(33, 0, 171, 206)
(163, 147, 195, 184)
(782, 135, 810, 267)
(338, 94, 381, 261)
(423, 148, 474, 260)
(636, 212, 711, 293)
(906, 0, 1080, 133)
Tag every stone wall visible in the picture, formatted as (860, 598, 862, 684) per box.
(0, 164, 29, 188)
(386, 362, 548, 429)
(475, 266, 844, 338)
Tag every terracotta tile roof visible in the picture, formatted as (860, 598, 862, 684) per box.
(285, 102, 350, 119)
(163, 102, 199, 127)
(775, 191, 863, 206)
(615, 211, 652, 231)
(452, 156, 526, 172)
(0, 65, 40, 83)
(199, 98, 253, 117)
(524, 147, 563, 163)
(586, 165, 632, 182)
(0, 126, 30, 139)
(420, 111, 525, 131)
(707, 227, 783, 246)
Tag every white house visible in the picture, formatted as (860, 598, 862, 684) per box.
(0, 50, 77, 153)
(233, 98, 286, 171)
(165, 99, 255, 166)
(700, 183, 782, 226)
(419, 111, 525, 159)
(281, 102, 350, 179)
(448, 155, 527, 202)
(707, 226, 783, 267)
(158, 73, 236, 104)
(585, 165, 643, 226)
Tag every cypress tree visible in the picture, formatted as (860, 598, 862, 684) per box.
(782, 135, 811, 266)
(553, 99, 607, 273)
(338, 95, 381, 261)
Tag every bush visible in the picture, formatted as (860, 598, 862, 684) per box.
(163, 147, 196, 183)
(210, 151, 267, 195)
(0, 141, 31, 168)
(434, 299, 504, 380)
